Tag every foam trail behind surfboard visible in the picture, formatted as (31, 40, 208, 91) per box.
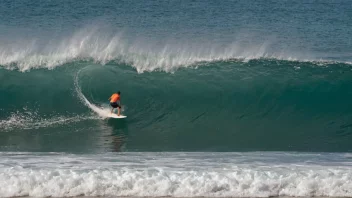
(74, 68, 111, 118)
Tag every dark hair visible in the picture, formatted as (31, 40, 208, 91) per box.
(117, 91, 121, 94)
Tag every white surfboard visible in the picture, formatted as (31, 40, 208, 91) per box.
(107, 113, 127, 119)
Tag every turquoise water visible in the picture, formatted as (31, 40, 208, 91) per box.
(1, 0, 352, 197)
(1, 60, 352, 152)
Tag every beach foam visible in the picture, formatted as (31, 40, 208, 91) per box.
(0, 152, 351, 197)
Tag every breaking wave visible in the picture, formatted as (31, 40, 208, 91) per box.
(0, 27, 349, 73)
(0, 152, 352, 198)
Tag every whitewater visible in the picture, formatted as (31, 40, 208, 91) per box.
(1, 152, 352, 198)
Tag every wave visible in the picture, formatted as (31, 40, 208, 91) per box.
(0, 27, 350, 73)
(1, 44, 352, 152)
(6, 167, 351, 197)
(0, 69, 108, 131)
(74, 68, 114, 118)
(0, 66, 124, 132)
(0, 152, 352, 198)
(74, 67, 127, 118)
(1, 58, 352, 152)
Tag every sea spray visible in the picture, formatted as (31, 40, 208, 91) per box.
(74, 67, 112, 118)
(0, 27, 334, 72)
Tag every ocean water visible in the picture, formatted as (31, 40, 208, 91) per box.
(1, 0, 352, 197)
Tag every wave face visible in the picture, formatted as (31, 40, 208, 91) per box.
(1, 57, 352, 152)
(1, 152, 352, 198)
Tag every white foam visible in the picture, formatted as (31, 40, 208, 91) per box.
(0, 152, 351, 197)
(0, 110, 98, 131)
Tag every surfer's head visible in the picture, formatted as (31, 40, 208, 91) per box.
(117, 91, 121, 95)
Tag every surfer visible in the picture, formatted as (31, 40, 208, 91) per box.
(109, 91, 121, 116)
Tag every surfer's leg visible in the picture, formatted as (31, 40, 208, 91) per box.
(117, 107, 121, 116)
(110, 102, 113, 114)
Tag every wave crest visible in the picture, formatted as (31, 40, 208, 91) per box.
(0, 27, 338, 73)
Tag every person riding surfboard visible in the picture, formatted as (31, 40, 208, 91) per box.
(109, 91, 121, 116)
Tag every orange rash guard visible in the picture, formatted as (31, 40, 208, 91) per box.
(110, 93, 120, 103)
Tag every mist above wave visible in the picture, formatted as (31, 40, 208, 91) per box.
(0, 26, 319, 72)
